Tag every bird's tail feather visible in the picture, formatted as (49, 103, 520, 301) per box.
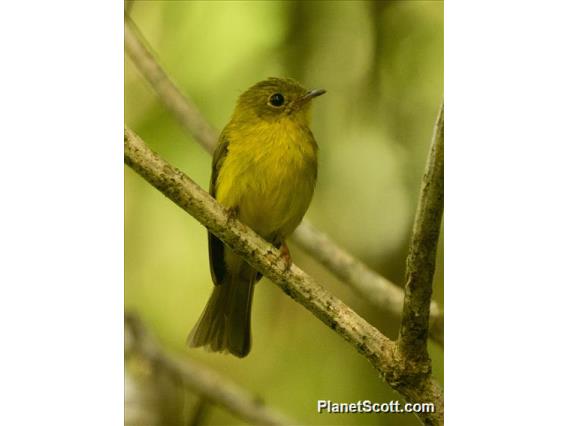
(187, 264, 256, 358)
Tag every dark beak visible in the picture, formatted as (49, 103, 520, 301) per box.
(301, 88, 326, 102)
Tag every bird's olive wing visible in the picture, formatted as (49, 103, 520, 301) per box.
(208, 135, 229, 286)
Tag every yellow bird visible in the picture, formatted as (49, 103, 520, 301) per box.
(188, 77, 325, 357)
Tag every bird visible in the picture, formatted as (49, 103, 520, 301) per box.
(187, 77, 325, 357)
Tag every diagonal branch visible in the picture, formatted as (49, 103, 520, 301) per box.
(124, 16, 217, 153)
(124, 19, 444, 346)
(124, 126, 443, 425)
(398, 104, 444, 366)
(293, 221, 444, 346)
(125, 313, 293, 425)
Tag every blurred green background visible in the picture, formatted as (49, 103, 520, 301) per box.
(125, 1, 443, 425)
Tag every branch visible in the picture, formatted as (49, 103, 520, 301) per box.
(125, 313, 293, 426)
(124, 19, 444, 347)
(124, 126, 443, 425)
(292, 221, 444, 346)
(124, 17, 217, 153)
(398, 104, 444, 366)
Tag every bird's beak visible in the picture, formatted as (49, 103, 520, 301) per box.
(300, 88, 326, 103)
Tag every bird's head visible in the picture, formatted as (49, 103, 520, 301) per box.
(232, 77, 326, 126)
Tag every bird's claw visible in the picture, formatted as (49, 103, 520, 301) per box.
(280, 242, 293, 271)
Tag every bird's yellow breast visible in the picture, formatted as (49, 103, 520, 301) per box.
(215, 118, 317, 241)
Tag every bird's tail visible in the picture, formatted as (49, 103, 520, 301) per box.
(187, 262, 256, 358)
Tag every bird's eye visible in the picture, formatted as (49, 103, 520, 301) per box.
(269, 93, 285, 107)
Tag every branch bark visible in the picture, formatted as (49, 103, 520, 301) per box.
(124, 126, 443, 425)
(125, 313, 293, 426)
(397, 104, 444, 368)
(292, 221, 444, 346)
(124, 19, 444, 347)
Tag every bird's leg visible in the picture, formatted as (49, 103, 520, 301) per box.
(279, 241, 293, 270)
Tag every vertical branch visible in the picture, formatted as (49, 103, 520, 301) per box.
(397, 104, 444, 367)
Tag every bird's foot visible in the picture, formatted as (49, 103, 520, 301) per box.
(279, 242, 293, 271)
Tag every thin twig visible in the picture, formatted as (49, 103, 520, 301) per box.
(124, 127, 443, 425)
(124, 19, 444, 347)
(125, 313, 293, 426)
(398, 104, 444, 367)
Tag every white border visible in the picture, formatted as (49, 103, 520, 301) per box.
(0, 2, 123, 424)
